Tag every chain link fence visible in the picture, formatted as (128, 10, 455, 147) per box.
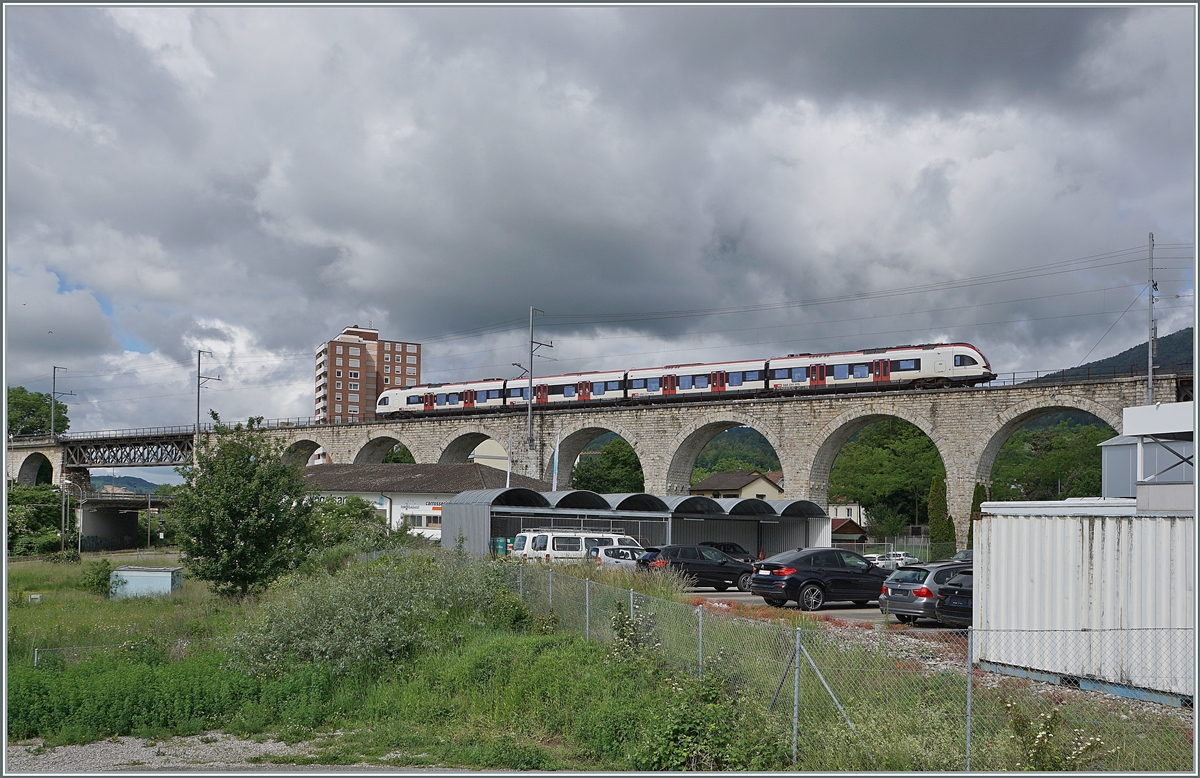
(503, 564, 1195, 772)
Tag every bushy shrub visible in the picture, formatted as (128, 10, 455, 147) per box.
(227, 552, 531, 676)
(78, 559, 114, 597)
(46, 549, 80, 564)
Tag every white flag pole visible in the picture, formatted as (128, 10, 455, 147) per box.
(506, 428, 512, 488)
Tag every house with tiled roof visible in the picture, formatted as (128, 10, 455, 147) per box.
(304, 463, 551, 540)
(689, 470, 785, 500)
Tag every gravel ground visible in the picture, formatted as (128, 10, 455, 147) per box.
(4, 732, 453, 773)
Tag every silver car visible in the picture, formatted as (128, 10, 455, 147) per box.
(587, 545, 645, 570)
(878, 561, 971, 624)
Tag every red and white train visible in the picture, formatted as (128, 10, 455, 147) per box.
(375, 342, 995, 417)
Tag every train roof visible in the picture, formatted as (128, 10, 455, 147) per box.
(772, 342, 984, 360)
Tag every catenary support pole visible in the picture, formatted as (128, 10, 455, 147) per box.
(1148, 232, 1156, 404)
(793, 627, 800, 765)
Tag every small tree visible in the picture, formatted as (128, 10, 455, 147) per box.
(313, 496, 390, 550)
(7, 386, 70, 436)
(967, 482, 987, 550)
(927, 474, 956, 546)
(571, 438, 644, 493)
(169, 413, 316, 597)
(383, 444, 415, 464)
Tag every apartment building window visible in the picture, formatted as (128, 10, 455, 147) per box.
(349, 347, 360, 356)
(384, 342, 390, 351)
(349, 371, 359, 379)
(335, 381, 342, 389)
(384, 354, 391, 362)
(406, 355, 417, 364)
(348, 406, 359, 415)
(349, 394, 359, 403)
(336, 358, 343, 366)
(335, 370, 342, 378)
(384, 365, 390, 373)
(336, 345, 343, 354)
(406, 378, 417, 385)
(349, 358, 360, 368)
(335, 404, 342, 413)
(335, 416, 342, 423)
(348, 382, 359, 390)
(384, 377, 390, 384)
(406, 367, 416, 375)
(335, 393, 342, 401)
(403, 344, 413, 352)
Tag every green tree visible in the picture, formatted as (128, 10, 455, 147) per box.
(829, 418, 944, 533)
(690, 428, 781, 484)
(990, 420, 1114, 501)
(927, 473, 955, 545)
(169, 413, 316, 597)
(967, 482, 987, 550)
(383, 444, 416, 464)
(6, 484, 63, 554)
(7, 386, 69, 436)
(313, 496, 391, 550)
(571, 438, 644, 493)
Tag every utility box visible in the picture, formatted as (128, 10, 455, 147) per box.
(109, 566, 184, 599)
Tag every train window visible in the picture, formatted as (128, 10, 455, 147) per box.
(853, 364, 870, 379)
(407, 395, 422, 405)
(447, 394, 459, 405)
(679, 375, 693, 389)
(833, 364, 850, 380)
(955, 355, 978, 367)
(563, 385, 575, 397)
(792, 367, 808, 382)
(772, 368, 789, 380)
(694, 375, 709, 388)
(744, 370, 760, 382)
(647, 378, 660, 391)
(379, 396, 389, 406)
(630, 378, 646, 389)
(435, 394, 447, 406)
(592, 382, 605, 396)
(487, 389, 501, 399)
(508, 387, 528, 399)
(607, 381, 621, 391)
(727, 372, 743, 387)
(892, 358, 920, 372)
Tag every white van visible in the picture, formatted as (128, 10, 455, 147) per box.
(512, 531, 642, 563)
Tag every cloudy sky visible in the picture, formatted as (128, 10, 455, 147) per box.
(5, 6, 1196, 473)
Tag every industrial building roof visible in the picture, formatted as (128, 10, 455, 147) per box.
(304, 463, 551, 494)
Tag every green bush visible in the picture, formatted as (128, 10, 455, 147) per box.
(78, 559, 114, 597)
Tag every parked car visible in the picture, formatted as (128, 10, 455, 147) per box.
(935, 570, 973, 627)
(513, 531, 641, 564)
(749, 548, 889, 610)
(587, 544, 644, 570)
(877, 561, 972, 624)
(637, 544, 754, 591)
(951, 549, 973, 562)
(699, 541, 755, 563)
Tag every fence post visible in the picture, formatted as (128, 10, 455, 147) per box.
(34, 648, 39, 667)
(585, 578, 590, 642)
(629, 587, 634, 619)
(548, 569, 553, 608)
(698, 605, 704, 678)
(793, 626, 800, 765)
(518, 564, 523, 600)
(965, 626, 974, 771)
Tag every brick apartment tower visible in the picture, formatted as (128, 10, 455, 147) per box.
(315, 325, 421, 425)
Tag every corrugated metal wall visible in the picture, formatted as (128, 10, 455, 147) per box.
(807, 516, 832, 547)
(441, 503, 492, 556)
(976, 512, 1194, 695)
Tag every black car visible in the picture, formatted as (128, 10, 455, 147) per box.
(699, 541, 755, 563)
(637, 544, 755, 592)
(749, 548, 889, 610)
(934, 570, 973, 627)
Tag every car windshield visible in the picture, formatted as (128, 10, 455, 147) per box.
(953, 550, 973, 561)
(886, 567, 930, 584)
(723, 543, 748, 555)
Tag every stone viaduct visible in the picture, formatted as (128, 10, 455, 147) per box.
(7, 375, 1184, 547)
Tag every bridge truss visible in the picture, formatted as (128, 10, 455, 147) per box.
(61, 432, 195, 468)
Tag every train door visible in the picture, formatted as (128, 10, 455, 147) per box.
(709, 371, 727, 392)
(871, 360, 890, 384)
(662, 374, 678, 396)
(463, 389, 476, 409)
(576, 381, 591, 401)
(534, 384, 549, 404)
(422, 393, 436, 411)
(809, 364, 827, 387)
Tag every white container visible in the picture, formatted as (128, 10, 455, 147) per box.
(110, 566, 184, 599)
(974, 509, 1194, 697)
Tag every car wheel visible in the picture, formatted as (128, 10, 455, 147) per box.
(852, 600, 869, 607)
(895, 614, 914, 624)
(714, 584, 729, 592)
(737, 572, 752, 592)
(764, 597, 787, 608)
(798, 584, 825, 612)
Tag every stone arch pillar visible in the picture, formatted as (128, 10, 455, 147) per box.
(541, 423, 647, 491)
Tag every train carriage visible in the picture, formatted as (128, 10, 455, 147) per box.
(506, 370, 628, 407)
(767, 343, 993, 392)
(627, 359, 769, 400)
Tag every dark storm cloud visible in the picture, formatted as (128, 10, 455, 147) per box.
(3, 6, 1194, 430)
